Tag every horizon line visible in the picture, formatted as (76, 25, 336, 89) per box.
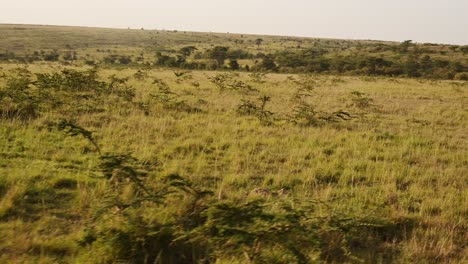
(2, 22, 464, 46)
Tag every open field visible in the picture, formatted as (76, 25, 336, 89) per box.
(1, 24, 467, 79)
(0, 25, 467, 263)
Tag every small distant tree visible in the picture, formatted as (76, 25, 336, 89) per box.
(399, 40, 413, 53)
(43, 52, 59, 62)
(454, 72, 468, 81)
(255, 38, 264, 48)
(404, 56, 420, 77)
(449, 46, 458, 52)
(118, 56, 132, 65)
(260, 56, 277, 71)
(229, 59, 240, 70)
(179, 46, 198, 57)
(420, 55, 433, 75)
(62, 51, 73, 61)
(460, 46, 468, 55)
(207, 46, 229, 66)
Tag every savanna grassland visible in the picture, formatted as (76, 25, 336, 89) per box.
(0, 24, 467, 263)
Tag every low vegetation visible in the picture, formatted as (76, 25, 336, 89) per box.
(0, 25, 467, 79)
(0, 25, 467, 263)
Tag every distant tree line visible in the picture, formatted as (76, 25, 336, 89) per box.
(270, 49, 467, 80)
(1, 41, 467, 80)
(151, 44, 467, 80)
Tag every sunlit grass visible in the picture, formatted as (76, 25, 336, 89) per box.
(0, 63, 467, 263)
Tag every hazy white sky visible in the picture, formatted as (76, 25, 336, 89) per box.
(1, 0, 467, 44)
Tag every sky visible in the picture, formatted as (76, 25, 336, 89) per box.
(1, 0, 467, 44)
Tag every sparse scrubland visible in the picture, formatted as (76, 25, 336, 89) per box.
(0, 24, 467, 263)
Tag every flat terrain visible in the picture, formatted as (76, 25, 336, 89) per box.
(0, 25, 467, 263)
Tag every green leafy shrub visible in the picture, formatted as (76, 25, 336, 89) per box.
(227, 80, 257, 93)
(249, 72, 267, 83)
(347, 91, 374, 109)
(237, 96, 274, 124)
(288, 80, 352, 126)
(208, 73, 233, 90)
(0, 76, 38, 120)
(454, 72, 468, 81)
(3, 68, 137, 118)
(150, 79, 201, 113)
(35, 69, 106, 92)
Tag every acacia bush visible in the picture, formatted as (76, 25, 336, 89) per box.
(0, 68, 138, 119)
(207, 73, 233, 90)
(237, 96, 274, 124)
(1, 25, 466, 263)
(287, 77, 352, 126)
(0, 76, 38, 119)
(454, 72, 468, 81)
(150, 78, 201, 113)
(249, 72, 267, 83)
